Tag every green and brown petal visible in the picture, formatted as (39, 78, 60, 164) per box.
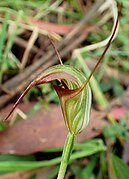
(39, 64, 92, 134)
(4, 64, 91, 134)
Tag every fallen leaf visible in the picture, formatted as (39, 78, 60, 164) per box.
(0, 102, 35, 118)
(111, 107, 128, 119)
(0, 104, 106, 154)
(29, 18, 73, 35)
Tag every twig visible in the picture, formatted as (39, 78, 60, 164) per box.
(14, 37, 39, 53)
(20, 27, 39, 70)
(49, 37, 63, 65)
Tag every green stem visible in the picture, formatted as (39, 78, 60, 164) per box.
(57, 132, 75, 179)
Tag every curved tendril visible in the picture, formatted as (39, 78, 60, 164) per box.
(75, 17, 119, 97)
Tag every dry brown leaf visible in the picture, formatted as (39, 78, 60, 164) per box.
(0, 167, 55, 179)
(0, 104, 106, 154)
(0, 169, 36, 179)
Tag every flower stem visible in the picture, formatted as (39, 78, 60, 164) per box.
(57, 132, 75, 179)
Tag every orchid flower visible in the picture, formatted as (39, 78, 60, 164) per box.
(4, 17, 118, 179)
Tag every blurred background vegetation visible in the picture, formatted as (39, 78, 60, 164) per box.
(0, 0, 129, 178)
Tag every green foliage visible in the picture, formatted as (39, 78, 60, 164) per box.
(97, 152, 106, 179)
(0, 139, 105, 172)
(0, 10, 22, 82)
(47, 166, 59, 179)
(0, 154, 35, 162)
(103, 117, 129, 142)
(120, 60, 129, 73)
(0, 154, 35, 174)
(79, 155, 98, 179)
(100, 76, 124, 97)
(0, 122, 6, 131)
(111, 154, 129, 179)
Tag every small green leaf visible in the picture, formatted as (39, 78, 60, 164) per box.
(80, 155, 98, 179)
(111, 154, 129, 179)
(0, 139, 105, 172)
